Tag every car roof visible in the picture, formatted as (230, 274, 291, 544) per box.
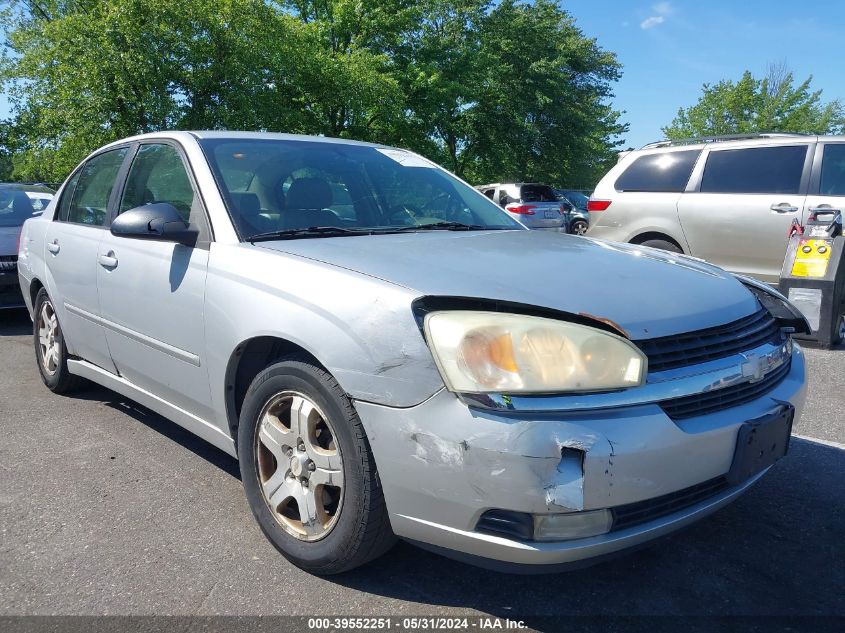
(638, 133, 845, 153)
(0, 183, 55, 194)
(99, 130, 388, 150)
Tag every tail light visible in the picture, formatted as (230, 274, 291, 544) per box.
(506, 203, 537, 215)
(587, 199, 612, 212)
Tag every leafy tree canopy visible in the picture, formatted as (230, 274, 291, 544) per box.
(663, 64, 845, 140)
(1, 0, 626, 186)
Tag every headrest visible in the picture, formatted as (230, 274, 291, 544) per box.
(230, 192, 261, 217)
(286, 178, 332, 210)
(11, 192, 34, 218)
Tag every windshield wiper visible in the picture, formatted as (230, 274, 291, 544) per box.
(394, 221, 492, 232)
(246, 226, 375, 242)
(246, 222, 505, 242)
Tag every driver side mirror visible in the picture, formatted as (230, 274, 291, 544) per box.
(111, 203, 198, 246)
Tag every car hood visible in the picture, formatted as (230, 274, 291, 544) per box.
(0, 226, 21, 256)
(255, 230, 759, 339)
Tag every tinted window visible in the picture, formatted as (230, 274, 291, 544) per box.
(820, 144, 845, 196)
(120, 144, 197, 223)
(200, 139, 520, 238)
(700, 145, 808, 194)
(614, 150, 700, 193)
(520, 184, 557, 202)
(56, 170, 82, 222)
(0, 190, 35, 227)
(66, 148, 128, 225)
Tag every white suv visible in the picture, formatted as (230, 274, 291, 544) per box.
(587, 134, 845, 283)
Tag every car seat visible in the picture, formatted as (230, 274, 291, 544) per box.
(283, 178, 339, 230)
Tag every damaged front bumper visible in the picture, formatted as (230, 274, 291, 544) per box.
(354, 344, 806, 571)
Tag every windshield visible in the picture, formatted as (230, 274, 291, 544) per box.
(199, 139, 522, 239)
(0, 190, 40, 228)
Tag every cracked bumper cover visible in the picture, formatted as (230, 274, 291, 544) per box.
(354, 345, 806, 569)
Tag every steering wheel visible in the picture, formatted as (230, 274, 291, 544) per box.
(385, 204, 421, 226)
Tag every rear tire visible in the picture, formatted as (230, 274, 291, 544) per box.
(238, 357, 395, 574)
(638, 238, 682, 254)
(33, 288, 83, 394)
(833, 314, 845, 345)
(570, 219, 589, 236)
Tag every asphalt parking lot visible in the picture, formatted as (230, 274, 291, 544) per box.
(0, 307, 843, 627)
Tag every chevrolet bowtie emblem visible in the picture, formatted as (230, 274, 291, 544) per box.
(740, 352, 774, 383)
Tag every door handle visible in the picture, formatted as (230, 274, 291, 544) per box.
(770, 203, 798, 213)
(98, 251, 118, 269)
(47, 239, 60, 254)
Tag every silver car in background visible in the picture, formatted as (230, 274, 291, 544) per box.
(476, 182, 567, 231)
(19, 132, 807, 574)
(587, 133, 845, 283)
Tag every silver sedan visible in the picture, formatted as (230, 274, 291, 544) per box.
(18, 132, 808, 574)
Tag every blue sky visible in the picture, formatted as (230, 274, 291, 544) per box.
(567, 0, 845, 148)
(2, 1, 844, 150)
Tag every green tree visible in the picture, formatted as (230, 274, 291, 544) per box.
(663, 65, 845, 140)
(0, 120, 15, 181)
(2, 0, 626, 186)
(387, 0, 626, 184)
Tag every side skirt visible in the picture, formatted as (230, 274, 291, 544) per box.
(67, 359, 237, 458)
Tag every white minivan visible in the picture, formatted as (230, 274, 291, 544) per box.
(587, 134, 845, 283)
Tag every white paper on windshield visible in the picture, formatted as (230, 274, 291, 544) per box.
(376, 148, 434, 168)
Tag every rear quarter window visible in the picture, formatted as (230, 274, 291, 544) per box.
(614, 150, 700, 193)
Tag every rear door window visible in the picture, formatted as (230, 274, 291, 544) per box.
(65, 148, 128, 226)
(819, 144, 845, 196)
(614, 150, 700, 192)
(56, 171, 82, 222)
(700, 145, 808, 194)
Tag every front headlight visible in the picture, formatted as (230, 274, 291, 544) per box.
(423, 311, 647, 394)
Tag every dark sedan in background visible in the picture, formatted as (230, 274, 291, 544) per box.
(1, 183, 54, 308)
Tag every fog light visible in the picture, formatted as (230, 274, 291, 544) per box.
(533, 509, 612, 541)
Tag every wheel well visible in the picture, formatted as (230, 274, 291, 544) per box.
(629, 232, 684, 252)
(225, 336, 323, 443)
(29, 278, 44, 308)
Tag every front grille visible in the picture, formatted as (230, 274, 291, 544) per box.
(611, 476, 730, 531)
(0, 255, 17, 272)
(660, 359, 791, 420)
(635, 307, 782, 373)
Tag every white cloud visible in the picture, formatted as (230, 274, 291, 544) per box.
(640, 15, 665, 29)
(652, 1, 673, 15)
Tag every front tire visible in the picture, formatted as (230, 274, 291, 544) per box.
(238, 358, 395, 574)
(33, 288, 83, 393)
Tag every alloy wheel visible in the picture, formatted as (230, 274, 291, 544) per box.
(37, 301, 60, 376)
(255, 392, 344, 541)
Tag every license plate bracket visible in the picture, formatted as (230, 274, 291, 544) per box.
(726, 405, 794, 486)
